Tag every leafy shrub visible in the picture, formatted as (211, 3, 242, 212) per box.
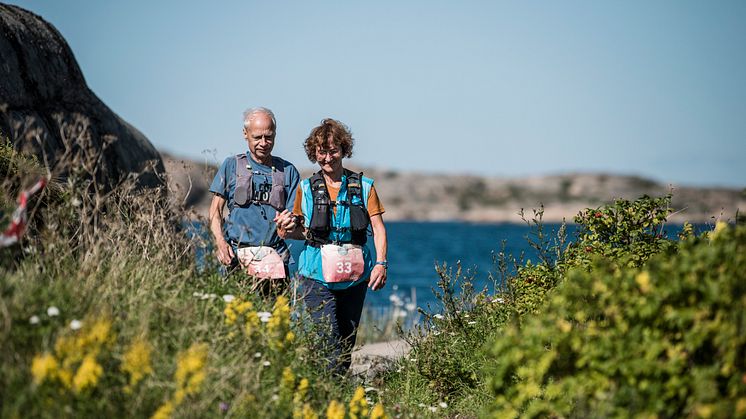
(488, 223, 746, 418)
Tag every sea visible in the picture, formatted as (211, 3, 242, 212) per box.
(195, 221, 704, 313)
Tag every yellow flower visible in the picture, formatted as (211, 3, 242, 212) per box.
(174, 343, 208, 400)
(268, 295, 292, 350)
(326, 400, 345, 419)
(281, 367, 296, 392)
(370, 403, 387, 419)
(31, 353, 58, 384)
(294, 377, 310, 404)
(348, 386, 368, 419)
(72, 354, 103, 393)
(244, 311, 260, 336)
(121, 337, 154, 391)
(635, 271, 652, 294)
(711, 221, 728, 240)
(151, 400, 175, 419)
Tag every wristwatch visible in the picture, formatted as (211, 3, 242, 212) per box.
(375, 260, 388, 268)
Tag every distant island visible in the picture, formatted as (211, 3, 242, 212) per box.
(163, 153, 745, 224)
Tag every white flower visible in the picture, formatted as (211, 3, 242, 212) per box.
(262, 360, 271, 367)
(439, 402, 448, 408)
(405, 303, 416, 312)
(222, 294, 235, 303)
(429, 406, 438, 413)
(47, 306, 60, 317)
(254, 352, 262, 358)
(71, 197, 82, 207)
(70, 319, 83, 330)
(468, 321, 477, 325)
(434, 331, 441, 336)
(492, 297, 505, 304)
(193, 292, 203, 298)
(418, 403, 426, 408)
(433, 314, 444, 320)
(258, 312, 272, 323)
(271, 394, 279, 401)
(29, 315, 40, 325)
(364, 387, 377, 393)
(207, 293, 217, 299)
(395, 309, 407, 318)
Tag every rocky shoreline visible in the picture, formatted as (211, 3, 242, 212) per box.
(163, 154, 744, 224)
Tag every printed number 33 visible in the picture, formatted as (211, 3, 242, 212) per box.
(336, 262, 352, 274)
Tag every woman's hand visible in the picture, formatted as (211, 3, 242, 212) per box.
(369, 264, 387, 290)
(274, 210, 297, 239)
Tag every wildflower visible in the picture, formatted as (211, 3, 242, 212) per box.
(433, 314, 444, 320)
(193, 292, 203, 298)
(70, 319, 83, 330)
(467, 321, 477, 325)
(258, 311, 272, 323)
(281, 367, 296, 392)
(405, 303, 416, 311)
(244, 311, 260, 336)
(72, 354, 103, 393)
(428, 406, 438, 413)
(711, 221, 728, 240)
(370, 403, 387, 419)
(268, 296, 292, 350)
(271, 394, 280, 402)
(151, 400, 175, 419)
(635, 271, 652, 294)
(294, 403, 318, 419)
(364, 387, 377, 393)
(31, 353, 58, 384)
(326, 400, 345, 419)
(222, 294, 235, 303)
(492, 297, 505, 304)
(219, 402, 230, 413)
(263, 361, 271, 367)
(254, 352, 262, 358)
(348, 386, 368, 419)
(557, 319, 572, 333)
(174, 343, 208, 402)
(47, 306, 60, 317)
(294, 377, 310, 404)
(121, 337, 154, 391)
(29, 315, 40, 325)
(439, 402, 448, 408)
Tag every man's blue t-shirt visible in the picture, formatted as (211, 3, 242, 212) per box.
(209, 152, 300, 252)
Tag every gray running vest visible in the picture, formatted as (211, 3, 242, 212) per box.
(233, 154, 286, 211)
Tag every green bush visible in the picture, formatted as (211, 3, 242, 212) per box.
(488, 223, 746, 418)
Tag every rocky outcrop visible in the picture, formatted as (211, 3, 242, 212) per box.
(0, 4, 164, 189)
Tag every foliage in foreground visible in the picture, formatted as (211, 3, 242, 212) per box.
(381, 194, 743, 418)
(489, 222, 746, 418)
(1, 143, 388, 418)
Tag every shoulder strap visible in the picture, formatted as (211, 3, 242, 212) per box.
(234, 154, 252, 205)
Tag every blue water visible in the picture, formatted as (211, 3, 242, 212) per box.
(195, 221, 698, 311)
(286, 222, 576, 310)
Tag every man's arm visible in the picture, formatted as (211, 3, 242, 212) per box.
(209, 194, 234, 265)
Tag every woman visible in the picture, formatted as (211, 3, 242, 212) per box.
(276, 118, 388, 373)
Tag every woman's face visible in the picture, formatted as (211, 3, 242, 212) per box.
(315, 142, 343, 176)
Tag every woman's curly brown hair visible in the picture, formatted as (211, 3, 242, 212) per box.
(303, 118, 354, 163)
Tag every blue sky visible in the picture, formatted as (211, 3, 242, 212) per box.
(9, 0, 746, 187)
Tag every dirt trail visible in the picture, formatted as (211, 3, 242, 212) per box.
(350, 339, 411, 378)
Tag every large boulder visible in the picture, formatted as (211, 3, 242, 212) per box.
(0, 4, 164, 189)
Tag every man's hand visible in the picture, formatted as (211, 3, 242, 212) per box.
(274, 210, 297, 239)
(369, 264, 387, 291)
(216, 239, 235, 266)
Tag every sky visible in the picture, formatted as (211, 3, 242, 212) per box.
(8, 0, 746, 187)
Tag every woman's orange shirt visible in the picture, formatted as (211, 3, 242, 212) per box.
(292, 182, 385, 217)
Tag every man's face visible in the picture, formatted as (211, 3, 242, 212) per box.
(243, 113, 275, 164)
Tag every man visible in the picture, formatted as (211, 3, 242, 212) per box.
(209, 107, 300, 293)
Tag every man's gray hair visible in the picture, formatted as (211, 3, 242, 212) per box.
(243, 107, 276, 128)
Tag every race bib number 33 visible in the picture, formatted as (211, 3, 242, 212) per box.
(320, 244, 365, 283)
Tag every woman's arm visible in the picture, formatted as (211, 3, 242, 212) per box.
(368, 214, 388, 290)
